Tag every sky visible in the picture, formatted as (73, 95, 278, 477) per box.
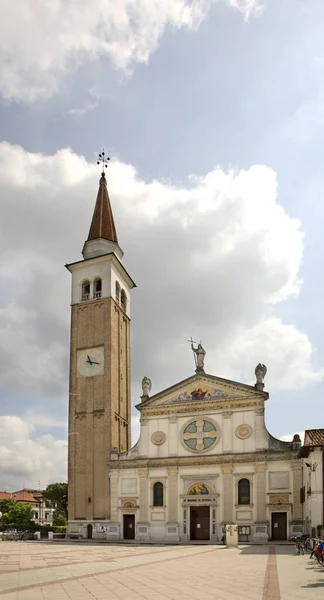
(0, 0, 324, 490)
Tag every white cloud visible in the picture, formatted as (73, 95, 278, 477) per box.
(0, 142, 320, 397)
(0, 416, 67, 490)
(280, 431, 304, 443)
(67, 102, 98, 118)
(0, 0, 265, 102)
(225, 0, 265, 21)
(0, 142, 320, 485)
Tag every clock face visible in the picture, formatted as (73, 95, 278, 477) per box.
(77, 347, 104, 377)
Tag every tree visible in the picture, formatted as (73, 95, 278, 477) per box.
(1, 501, 35, 525)
(53, 509, 67, 526)
(0, 498, 14, 514)
(42, 483, 68, 519)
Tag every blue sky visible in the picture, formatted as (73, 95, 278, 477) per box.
(0, 0, 324, 489)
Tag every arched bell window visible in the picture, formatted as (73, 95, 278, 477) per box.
(81, 280, 90, 301)
(121, 289, 127, 312)
(153, 482, 163, 507)
(115, 281, 121, 304)
(238, 478, 250, 505)
(93, 278, 102, 298)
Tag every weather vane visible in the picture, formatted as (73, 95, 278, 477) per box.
(97, 149, 110, 174)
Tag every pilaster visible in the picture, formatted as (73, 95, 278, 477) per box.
(167, 466, 178, 523)
(291, 459, 303, 522)
(222, 464, 233, 523)
(255, 407, 266, 450)
(168, 416, 178, 456)
(222, 412, 233, 453)
(109, 471, 119, 522)
(255, 463, 267, 521)
(139, 418, 149, 457)
(138, 468, 149, 523)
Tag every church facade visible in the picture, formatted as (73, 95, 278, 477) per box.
(66, 169, 303, 543)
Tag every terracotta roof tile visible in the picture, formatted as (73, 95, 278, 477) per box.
(87, 172, 118, 243)
(0, 491, 11, 499)
(304, 429, 324, 446)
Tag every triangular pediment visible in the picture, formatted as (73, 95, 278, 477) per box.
(137, 372, 267, 412)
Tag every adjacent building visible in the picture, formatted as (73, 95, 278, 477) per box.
(0, 489, 54, 524)
(299, 429, 324, 537)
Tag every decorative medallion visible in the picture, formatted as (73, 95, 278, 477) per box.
(235, 424, 252, 440)
(151, 431, 166, 445)
(188, 483, 211, 495)
(182, 418, 219, 453)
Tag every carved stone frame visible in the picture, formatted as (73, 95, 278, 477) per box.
(234, 473, 254, 508)
(150, 477, 167, 509)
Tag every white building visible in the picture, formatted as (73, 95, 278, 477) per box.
(300, 429, 324, 537)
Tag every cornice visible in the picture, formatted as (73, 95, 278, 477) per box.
(139, 398, 264, 417)
(108, 451, 299, 471)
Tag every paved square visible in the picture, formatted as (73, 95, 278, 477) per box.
(0, 542, 323, 600)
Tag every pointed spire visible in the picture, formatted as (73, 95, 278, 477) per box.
(87, 171, 118, 244)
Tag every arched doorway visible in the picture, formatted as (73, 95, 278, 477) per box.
(87, 524, 93, 539)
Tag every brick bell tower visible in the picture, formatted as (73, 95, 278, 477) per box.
(66, 153, 135, 532)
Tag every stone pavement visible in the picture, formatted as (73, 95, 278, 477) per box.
(0, 541, 323, 600)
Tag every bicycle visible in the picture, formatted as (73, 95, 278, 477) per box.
(295, 537, 305, 555)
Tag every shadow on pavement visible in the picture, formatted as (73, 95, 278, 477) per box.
(301, 582, 324, 588)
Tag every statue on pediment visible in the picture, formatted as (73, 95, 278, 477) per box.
(141, 376, 152, 398)
(254, 363, 267, 390)
(189, 339, 206, 373)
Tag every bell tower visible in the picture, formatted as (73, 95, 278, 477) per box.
(66, 155, 135, 527)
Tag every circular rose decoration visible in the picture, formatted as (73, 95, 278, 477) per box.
(151, 431, 166, 445)
(235, 424, 253, 440)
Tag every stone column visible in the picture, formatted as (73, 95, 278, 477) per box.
(222, 412, 233, 453)
(109, 471, 119, 522)
(255, 463, 267, 521)
(252, 462, 268, 543)
(138, 468, 149, 523)
(255, 407, 266, 450)
(291, 459, 303, 522)
(222, 464, 233, 523)
(168, 416, 178, 456)
(167, 466, 178, 523)
(139, 418, 149, 457)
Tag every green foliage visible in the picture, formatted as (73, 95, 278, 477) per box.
(0, 498, 14, 514)
(38, 525, 66, 534)
(42, 483, 68, 519)
(53, 509, 67, 526)
(0, 501, 35, 525)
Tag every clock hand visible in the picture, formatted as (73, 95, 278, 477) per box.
(86, 355, 93, 365)
(91, 360, 100, 365)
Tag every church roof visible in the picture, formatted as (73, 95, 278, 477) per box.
(137, 372, 268, 412)
(87, 172, 118, 243)
(304, 429, 324, 447)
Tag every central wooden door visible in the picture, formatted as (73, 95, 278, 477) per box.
(123, 514, 135, 539)
(190, 506, 210, 540)
(271, 512, 287, 540)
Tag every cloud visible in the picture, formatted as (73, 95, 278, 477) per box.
(0, 416, 67, 490)
(0, 142, 321, 399)
(280, 431, 304, 443)
(0, 142, 321, 485)
(67, 102, 98, 118)
(225, 0, 265, 21)
(0, 0, 264, 102)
